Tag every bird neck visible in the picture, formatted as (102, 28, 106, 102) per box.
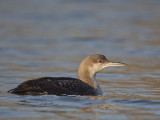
(78, 66, 99, 88)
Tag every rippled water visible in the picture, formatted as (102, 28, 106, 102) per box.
(0, 0, 160, 120)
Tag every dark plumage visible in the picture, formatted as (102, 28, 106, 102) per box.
(8, 77, 97, 96)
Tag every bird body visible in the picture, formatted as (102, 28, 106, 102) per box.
(8, 54, 125, 96)
(8, 77, 99, 96)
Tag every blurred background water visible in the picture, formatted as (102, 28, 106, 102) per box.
(0, 0, 160, 120)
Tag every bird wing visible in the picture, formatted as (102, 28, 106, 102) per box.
(9, 77, 97, 96)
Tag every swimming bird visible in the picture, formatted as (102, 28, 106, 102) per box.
(8, 54, 125, 96)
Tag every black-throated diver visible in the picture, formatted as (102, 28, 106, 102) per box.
(8, 54, 125, 96)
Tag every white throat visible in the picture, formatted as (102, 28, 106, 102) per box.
(92, 74, 98, 88)
(89, 64, 101, 88)
(88, 65, 102, 95)
(91, 73, 102, 95)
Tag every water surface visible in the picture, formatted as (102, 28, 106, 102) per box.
(0, 0, 160, 120)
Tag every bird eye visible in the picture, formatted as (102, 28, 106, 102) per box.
(98, 60, 103, 63)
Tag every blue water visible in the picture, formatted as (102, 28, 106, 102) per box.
(0, 0, 160, 120)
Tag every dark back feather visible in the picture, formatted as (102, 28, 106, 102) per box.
(8, 77, 98, 96)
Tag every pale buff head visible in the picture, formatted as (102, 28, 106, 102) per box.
(78, 54, 125, 87)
